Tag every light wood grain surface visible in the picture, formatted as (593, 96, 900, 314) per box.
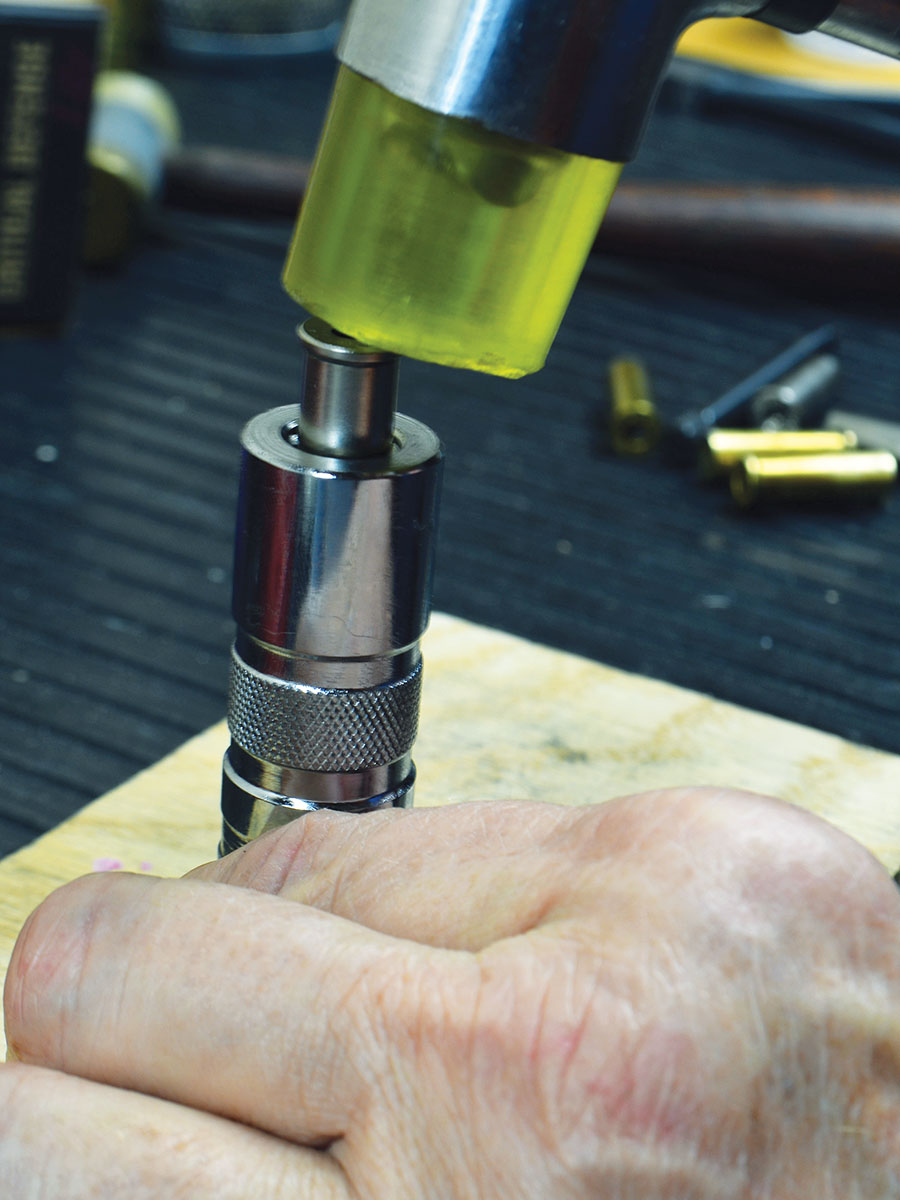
(2, 612, 899, 1056)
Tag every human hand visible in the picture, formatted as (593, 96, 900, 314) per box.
(2, 788, 899, 1198)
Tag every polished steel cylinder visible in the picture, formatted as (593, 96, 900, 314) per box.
(220, 333, 443, 854)
(731, 449, 897, 508)
(675, 324, 838, 448)
(699, 428, 857, 479)
(295, 317, 397, 457)
(749, 353, 841, 431)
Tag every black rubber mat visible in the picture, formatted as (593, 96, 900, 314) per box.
(2, 57, 900, 856)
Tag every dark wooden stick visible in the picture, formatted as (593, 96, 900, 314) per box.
(164, 145, 311, 217)
(164, 146, 900, 294)
(598, 182, 900, 292)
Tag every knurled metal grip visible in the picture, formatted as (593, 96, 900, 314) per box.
(228, 649, 423, 773)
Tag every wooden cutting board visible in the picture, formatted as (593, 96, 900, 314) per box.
(2, 612, 899, 1054)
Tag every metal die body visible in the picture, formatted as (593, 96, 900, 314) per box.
(221, 403, 443, 854)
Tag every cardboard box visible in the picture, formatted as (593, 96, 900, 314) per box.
(0, 2, 103, 331)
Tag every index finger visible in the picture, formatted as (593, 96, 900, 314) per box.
(4, 871, 478, 1148)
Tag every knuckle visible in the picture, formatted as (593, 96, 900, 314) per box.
(713, 789, 894, 917)
(223, 810, 351, 892)
(597, 786, 891, 914)
(239, 807, 402, 902)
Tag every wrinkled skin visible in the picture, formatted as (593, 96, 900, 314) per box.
(2, 788, 899, 1198)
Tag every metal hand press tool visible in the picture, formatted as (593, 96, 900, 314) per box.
(220, 0, 900, 853)
(220, 322, 442, 853)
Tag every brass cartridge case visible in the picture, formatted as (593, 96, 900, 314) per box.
(731, 451, 897, 509)
(700, 428, 857, 480)
(608, 357, 661, 457)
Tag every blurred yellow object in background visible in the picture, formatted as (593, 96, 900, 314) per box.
(84, 71, 180, 266)
(678, 17, 900, 92)
(96, 0, 152, 66)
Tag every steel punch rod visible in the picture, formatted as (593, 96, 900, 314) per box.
(220, 320, 443, 854)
